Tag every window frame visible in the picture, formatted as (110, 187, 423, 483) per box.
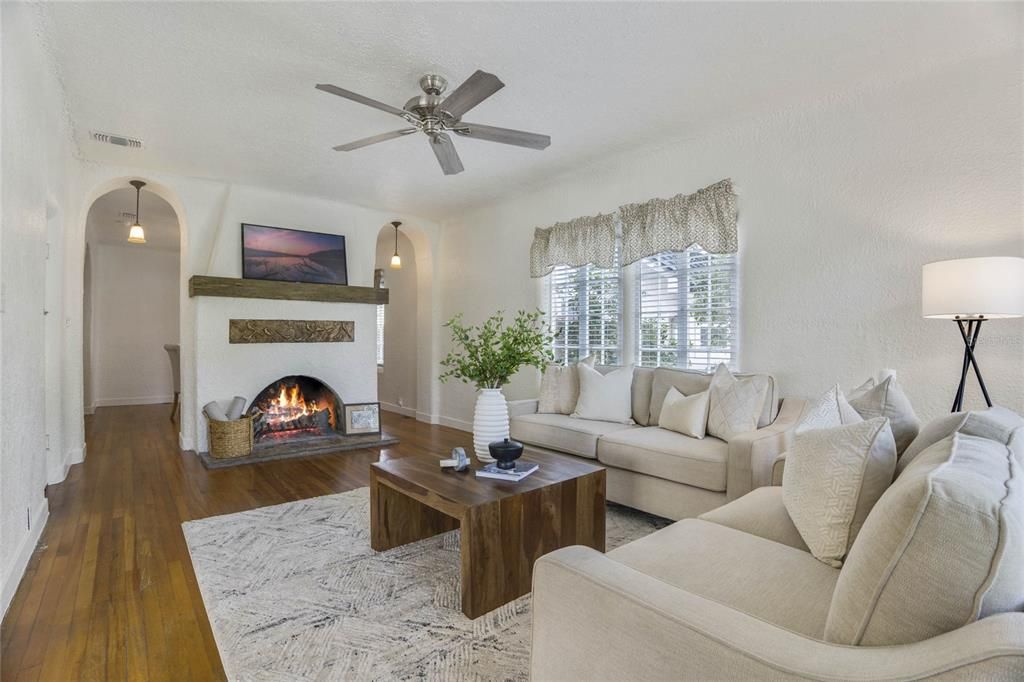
(634, 246, 739, 372)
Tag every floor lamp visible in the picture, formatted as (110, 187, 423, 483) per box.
(922, 256, 1024, 412)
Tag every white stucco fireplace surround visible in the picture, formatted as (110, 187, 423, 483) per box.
(193, 296, 379, 454)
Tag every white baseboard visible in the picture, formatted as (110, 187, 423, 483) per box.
(438, 415, 473, 433)
(94, 395, 173, 407)
(416, 411, 440, 425)
(1, 497, 49, 618)
(84, 403, 95, 416)
(380, 401, 416, 418)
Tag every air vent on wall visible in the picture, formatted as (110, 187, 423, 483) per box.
(90, 130, 143, 148)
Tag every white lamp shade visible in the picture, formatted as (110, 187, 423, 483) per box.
(922, 256, 1024, 319)
(390, 254, 401, 269)
(127, 223, 146, 244)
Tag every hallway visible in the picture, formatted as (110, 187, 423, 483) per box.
(1, 405, 458, 681)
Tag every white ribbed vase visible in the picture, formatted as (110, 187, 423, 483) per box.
(472, 388, 509, 463)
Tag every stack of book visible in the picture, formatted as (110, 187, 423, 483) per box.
(474, 461, 539, 482)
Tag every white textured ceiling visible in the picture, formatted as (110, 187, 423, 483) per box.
(40, 2, 1016, 221)
(87, 187, 180, 251)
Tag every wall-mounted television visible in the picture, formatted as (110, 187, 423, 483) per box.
(241, 223, 348, 285)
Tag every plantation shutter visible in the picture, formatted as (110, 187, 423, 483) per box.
(548, 251, 622, 366)
(636, 247, 738, 371)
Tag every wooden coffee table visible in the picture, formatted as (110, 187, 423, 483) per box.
(370, 450, 606, 619)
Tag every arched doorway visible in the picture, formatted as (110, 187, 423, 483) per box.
(82, 183, 181, 422)
(375, 223, 418, 417)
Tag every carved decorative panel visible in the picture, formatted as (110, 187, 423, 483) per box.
(229, 319, 354, 344)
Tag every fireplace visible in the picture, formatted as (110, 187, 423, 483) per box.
(247, 375, 341, 443)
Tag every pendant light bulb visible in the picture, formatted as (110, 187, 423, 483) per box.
(127, 180, 147, 244)
(390, 221, 402, 269)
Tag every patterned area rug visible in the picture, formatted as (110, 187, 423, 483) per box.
(182, 487, 668, 681)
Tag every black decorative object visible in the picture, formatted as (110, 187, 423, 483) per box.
(488, 437, 524, 470)
(950, 317, 992, 413)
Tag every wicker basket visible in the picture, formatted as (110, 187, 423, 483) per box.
(207, 414, 254, 459)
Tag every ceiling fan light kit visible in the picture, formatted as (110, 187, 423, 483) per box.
(316, 70, 551, 175)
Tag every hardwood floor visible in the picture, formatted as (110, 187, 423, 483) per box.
(1, 404, 467, 681)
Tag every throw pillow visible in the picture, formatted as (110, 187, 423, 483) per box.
(538, 355, 596, 414)
(848, 375, 920, 455)
(783, 417, 897, 568)
(572, 363, 635, 424)
(706, 364, 770, 441)
(796, 384, 863, 433)
(658, 387, 710, 439)
(825, 429, 1024, 646)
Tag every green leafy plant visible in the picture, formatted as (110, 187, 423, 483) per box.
(439, 310, 553, 389)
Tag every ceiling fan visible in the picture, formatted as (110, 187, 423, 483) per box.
(315, 70, 551, 176)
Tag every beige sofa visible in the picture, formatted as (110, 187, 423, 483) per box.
(531, 410, 1024, 680)
(509, 366, 805, 520)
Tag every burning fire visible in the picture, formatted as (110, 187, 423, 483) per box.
(258, 382, 335, 431)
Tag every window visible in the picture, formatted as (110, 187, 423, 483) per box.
(636, 247, 738, 371)
(375, 304, 385, 366)
(548, 259, 622, 366)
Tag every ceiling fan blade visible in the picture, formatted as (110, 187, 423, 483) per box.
(429, 133, 464, 175)
(333, 128, 418, 152)
(453, 122, 550, 150)
(315, 83, 411, 120)
(439, 70, 504, 119)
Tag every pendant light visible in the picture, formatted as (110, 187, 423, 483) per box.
(389, 221, 402, 269)
(127, 180, 147, 244)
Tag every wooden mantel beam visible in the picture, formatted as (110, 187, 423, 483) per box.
(188, 275, 388, 304)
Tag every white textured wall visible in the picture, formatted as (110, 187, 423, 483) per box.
(89, 243, 179, 407)
(0, 2, 78, 614)
(375, 230, 418, 414)
(437, 51, 1024, 427)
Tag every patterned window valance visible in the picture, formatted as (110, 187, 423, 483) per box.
(619, 179, 737, 265)
(529, 212, 618, 278)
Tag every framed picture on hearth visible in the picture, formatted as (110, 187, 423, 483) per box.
(241, 223, 348, 285)
(343, 402, 381, 435)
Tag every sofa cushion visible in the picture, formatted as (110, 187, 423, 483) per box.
(597, 427, 728, 491)
(538, 355, 596, 415)
(783, 418, 897, 568)
(825, 428, 1024, 646)
(707, 364, 771, 442)
(700, 487, 809, 552)
(898, 406, 1024, 474)
(796, 384, 862, 433)
(631, 366, 655, 426)
(658, 388, 709, 439)
(510, 413, 636, 459)
(609, 518, 838, 638)
(648, 367, 713, 426)
(848, 375, 920, 455)
(573, 364, 635, 424)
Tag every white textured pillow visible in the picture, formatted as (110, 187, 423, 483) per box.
(658, 388, 709, 439)
(796, 385, 863, 433)
(848, 375, 920, 455)
(572, 364, 635, 424)
(783, 417, 897, 568)
(706, 364, 770, 441)
(538, 355, 596, 414)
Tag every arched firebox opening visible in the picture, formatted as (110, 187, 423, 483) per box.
(247, 375, 342, 443)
